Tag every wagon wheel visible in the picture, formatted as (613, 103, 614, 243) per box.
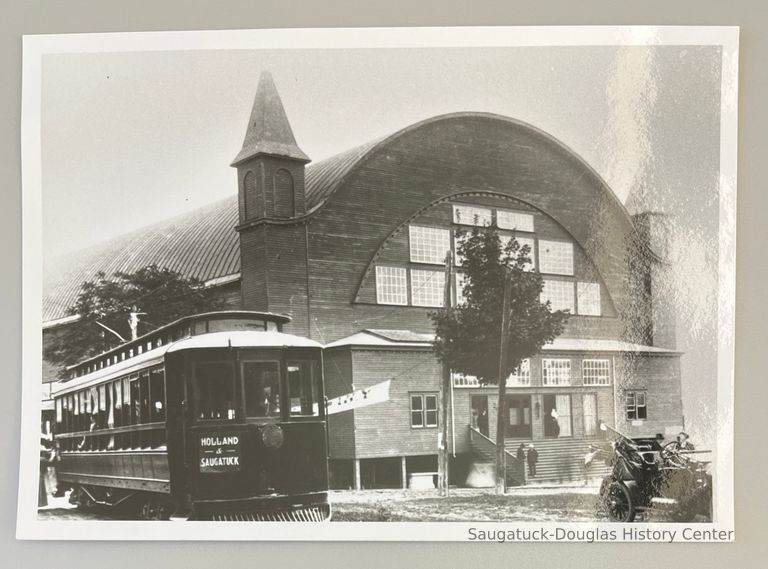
(603, 482, 635, 522)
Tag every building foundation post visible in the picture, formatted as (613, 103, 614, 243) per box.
(353, 458, 361, 490)
(401, 456, 408, 489)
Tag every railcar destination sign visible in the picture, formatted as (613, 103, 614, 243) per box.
(199, 433, 242, 473)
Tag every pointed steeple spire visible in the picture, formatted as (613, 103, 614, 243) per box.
(231, 71, 310, 166)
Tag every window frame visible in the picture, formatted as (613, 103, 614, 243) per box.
(541, 279, 575, 312)
(577, 281, 602, 316)
(506, 359, 531, 387)
(542, 358, 572, 386)
(191, 360, 238, 423)
(538, 239, 574, 276)
(410, 268, 445, 308)
(408, 224, 451, 265)
(285, 359, 323, 419)
(410, 392, 439, 428)
(452, 204, 492, 227)
(496, 208, 535, 233)
(375, 265, 408, 306)
(626, 390, 648, 421)
(582, 359, 611, 386)
(240, 359, 283, 420)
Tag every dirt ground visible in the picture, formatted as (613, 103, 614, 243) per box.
(329, 487, 604, 522)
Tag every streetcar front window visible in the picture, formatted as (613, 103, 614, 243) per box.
(193, 362, 237, 421)
(287, 361, 321, 417)
(243, 361, 281, 418)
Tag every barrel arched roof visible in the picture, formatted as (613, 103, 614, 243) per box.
(43, 112, 640, 324)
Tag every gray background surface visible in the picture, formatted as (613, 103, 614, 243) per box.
(1, 1, 764, 567)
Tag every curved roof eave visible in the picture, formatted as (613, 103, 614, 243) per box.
(305, 111, 639, 233)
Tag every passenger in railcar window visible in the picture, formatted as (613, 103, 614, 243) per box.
(243, 362, 281, 418)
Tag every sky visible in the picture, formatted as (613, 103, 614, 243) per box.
(39, 44, 723, 446)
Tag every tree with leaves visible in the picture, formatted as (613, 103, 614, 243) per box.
(430, 225, 570, 493)
(44, 265, 225, 371)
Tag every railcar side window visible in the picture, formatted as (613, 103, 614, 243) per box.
(193, 362, 237, 421)
(243, 361, 281, 418)
(287, 361, 321, 417)
(150, 368, 166, 422)
(130, 379, 141, 425)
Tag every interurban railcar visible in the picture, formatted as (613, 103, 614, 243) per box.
(51, 311, 330, 520)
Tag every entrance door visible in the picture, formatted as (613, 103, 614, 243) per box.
(471, 395, 489, 437)
(543, 394, 572, 438)
(582, 393, 598, 437)
(505, 395, 532, 438)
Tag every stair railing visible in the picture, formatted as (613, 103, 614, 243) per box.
(468, 425, 526, 486)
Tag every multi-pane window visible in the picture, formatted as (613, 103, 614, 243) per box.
(543, 359, 571, 386)
(411, 269, 445, 307)
(409, 225, 451, 265)
(453, 204, 492, 226)
(541, 279, 575, 312)
(577, 282, 601, 316)
(626, 390, 647, 420)
(539, 239, 574, 275)
(375, 266, 407, 305)
(452, 372, 481, 387)
(582, 359, 611, 386)
(410, 393, 438, 428)
(497, 209, 534, 232)
(506, 359, 531, 386)
(454, 272, 468, 305)
(501, 234, 536, 270)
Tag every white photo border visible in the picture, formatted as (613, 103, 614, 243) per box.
(18, 25, 739, 541)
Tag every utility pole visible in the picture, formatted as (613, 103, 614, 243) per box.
(438, 251, 453, 497)
(495, 273, 512, 495)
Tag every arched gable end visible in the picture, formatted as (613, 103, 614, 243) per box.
(308, 113, 643, 320)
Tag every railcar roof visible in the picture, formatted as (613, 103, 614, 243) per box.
(166, 330, 323, 351)
(53, 329, 321, 396)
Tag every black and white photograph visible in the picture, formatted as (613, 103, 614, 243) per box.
(17, 26, 738, 540)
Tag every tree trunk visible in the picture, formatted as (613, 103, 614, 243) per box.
(495, 276, 511, 494)
(495, 377, 507, 494)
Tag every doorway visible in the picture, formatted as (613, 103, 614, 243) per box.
(471, 395, 489, 437)
(505, 395, 532, 438)
(542, 394, 572, 438)
(582, 393, 598, 437)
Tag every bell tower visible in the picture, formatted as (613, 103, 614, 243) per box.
(231, 71, 310, 222)
(232, 72, 312, 336)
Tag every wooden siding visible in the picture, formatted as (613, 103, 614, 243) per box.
(324, 349, 356, 459)
(349, 348, 442, 459)
(614, 354, 683, 437)
(243, 114, 652, 345)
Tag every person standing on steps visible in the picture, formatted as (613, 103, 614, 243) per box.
(477, 408, 489, 437)
(527, 443, 539, 477)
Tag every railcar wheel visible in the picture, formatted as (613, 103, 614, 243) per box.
(72, 487, 96, 510)
(604, 482, 635, 522)
(139, 496, 170, 520)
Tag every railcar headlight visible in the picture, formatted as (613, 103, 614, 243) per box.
(261, 425, 284, 449)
